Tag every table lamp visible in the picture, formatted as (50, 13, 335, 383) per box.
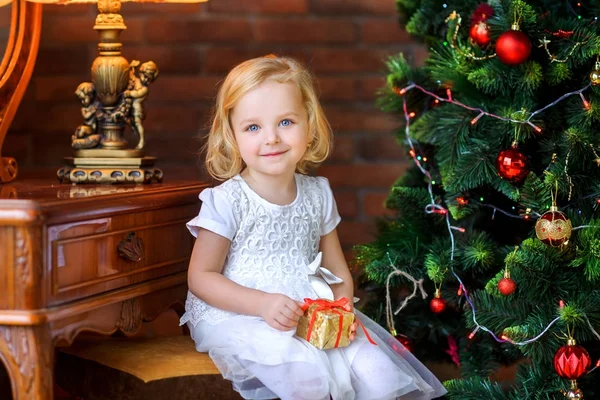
(36, 0, 207, 184)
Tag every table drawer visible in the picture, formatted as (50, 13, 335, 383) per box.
(47, 204, 197, 305)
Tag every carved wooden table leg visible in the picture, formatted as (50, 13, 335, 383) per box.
(0, 325, 53, 400)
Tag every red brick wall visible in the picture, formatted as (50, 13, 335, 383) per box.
(5, 0, 426, 253)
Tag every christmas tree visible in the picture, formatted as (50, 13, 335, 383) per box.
(355, 0, 600, 398)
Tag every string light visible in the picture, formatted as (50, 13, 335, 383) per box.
(580, 93, 590, 110)
(393, 94, 565, 347)
(588, 359, 600, 374)
(475, 201, 541, 220)
(470, 112, 484, 125)
(390, 78, 600, 348)
(500, 334, 515, 344)
(572, 224, 600, 231)
(394, 82, 591, 132)
(468, 326, 480, 339)
(527, 121, 543, 133)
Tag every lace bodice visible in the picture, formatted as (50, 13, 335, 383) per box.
(180, 173, 341, 327)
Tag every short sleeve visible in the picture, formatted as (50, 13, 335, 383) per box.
(318, 177, 341, 236)
(186, 187, 238, 241)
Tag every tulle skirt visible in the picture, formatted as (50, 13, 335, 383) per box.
(188, 310, 447, 400)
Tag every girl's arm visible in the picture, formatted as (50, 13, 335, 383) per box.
(187, 228, 302, 330)
(319, 228, 354, 304)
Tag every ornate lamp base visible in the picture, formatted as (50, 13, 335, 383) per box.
(58, 155, 163, 184)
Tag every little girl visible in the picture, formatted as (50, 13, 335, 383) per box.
(180, 55, 447, 400)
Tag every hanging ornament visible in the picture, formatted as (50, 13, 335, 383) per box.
(563, 381, 584, 399)
(430, 288, 447, 313)
(469, 3, 493, 48)
(535, 203, 572, 247)
(497, 268, 516, 296)
(496, 142, 530, 182)
(554, 338, 591, 399)
(394, 333, 413, 352)
(590, 58, 600, 86)
(495, 23, 531, 65)
(470, 22, 491, 47)
(445, 10, 496, 61)
(554, 339, 591, 378)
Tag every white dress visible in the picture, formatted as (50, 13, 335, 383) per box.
(180, 174, 447, 400)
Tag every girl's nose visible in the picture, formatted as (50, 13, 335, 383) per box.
(264, 128, 280, 145)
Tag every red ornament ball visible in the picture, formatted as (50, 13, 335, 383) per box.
(430, 297, 447, 313)
(535, 207, 572, 247)
(394, 334, 413, 352)
(496, 147, 529, 182)
(553, 342, 591, 380)
(497, 277, 516, 296)
(470, 22, 491, 47)
(495, 29, 531, 65)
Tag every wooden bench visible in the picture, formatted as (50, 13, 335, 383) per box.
(56, 335, 244, 400)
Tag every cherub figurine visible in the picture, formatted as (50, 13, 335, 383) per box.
(72, 82, 102, 149)
(122, 60, 159, 150)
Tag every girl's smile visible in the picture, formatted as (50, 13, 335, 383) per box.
(261, 150, 288, 157)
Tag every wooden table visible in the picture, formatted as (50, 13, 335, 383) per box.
(0, 179, 207, 399)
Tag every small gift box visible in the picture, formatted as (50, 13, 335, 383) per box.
(296, 297, 354, 350)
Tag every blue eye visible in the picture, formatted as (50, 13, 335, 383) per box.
(246, 124, 259, 132)
(279, 119, 292, 127)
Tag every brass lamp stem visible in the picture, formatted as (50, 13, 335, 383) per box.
(91, 0, 130, 149)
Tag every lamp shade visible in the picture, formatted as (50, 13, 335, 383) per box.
(15, 0, 207, 3)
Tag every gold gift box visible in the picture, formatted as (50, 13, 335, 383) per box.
(296, 300, 354, 350)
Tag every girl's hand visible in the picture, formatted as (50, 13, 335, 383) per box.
(341, 302, 358, 341)
(259, 293, 304, 331)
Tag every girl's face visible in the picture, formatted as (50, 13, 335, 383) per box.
(231, 80, 310, 179)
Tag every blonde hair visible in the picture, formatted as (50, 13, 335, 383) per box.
(204, 55, 332, 180)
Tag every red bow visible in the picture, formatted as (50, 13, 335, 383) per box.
(301, 297, 376, 348)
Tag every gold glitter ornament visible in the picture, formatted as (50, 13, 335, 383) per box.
(535, 203, 572, 247)
(590, 60, 600, 86)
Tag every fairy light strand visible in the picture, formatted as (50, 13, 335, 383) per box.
(584, 315, 600, 341)
(397, 82, 591, 132)
(475, 201, 543, 219)
(572, 225, 598, 230)
(396, 94, 565, 346)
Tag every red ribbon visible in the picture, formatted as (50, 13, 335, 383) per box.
(301, 297, 377, 348)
